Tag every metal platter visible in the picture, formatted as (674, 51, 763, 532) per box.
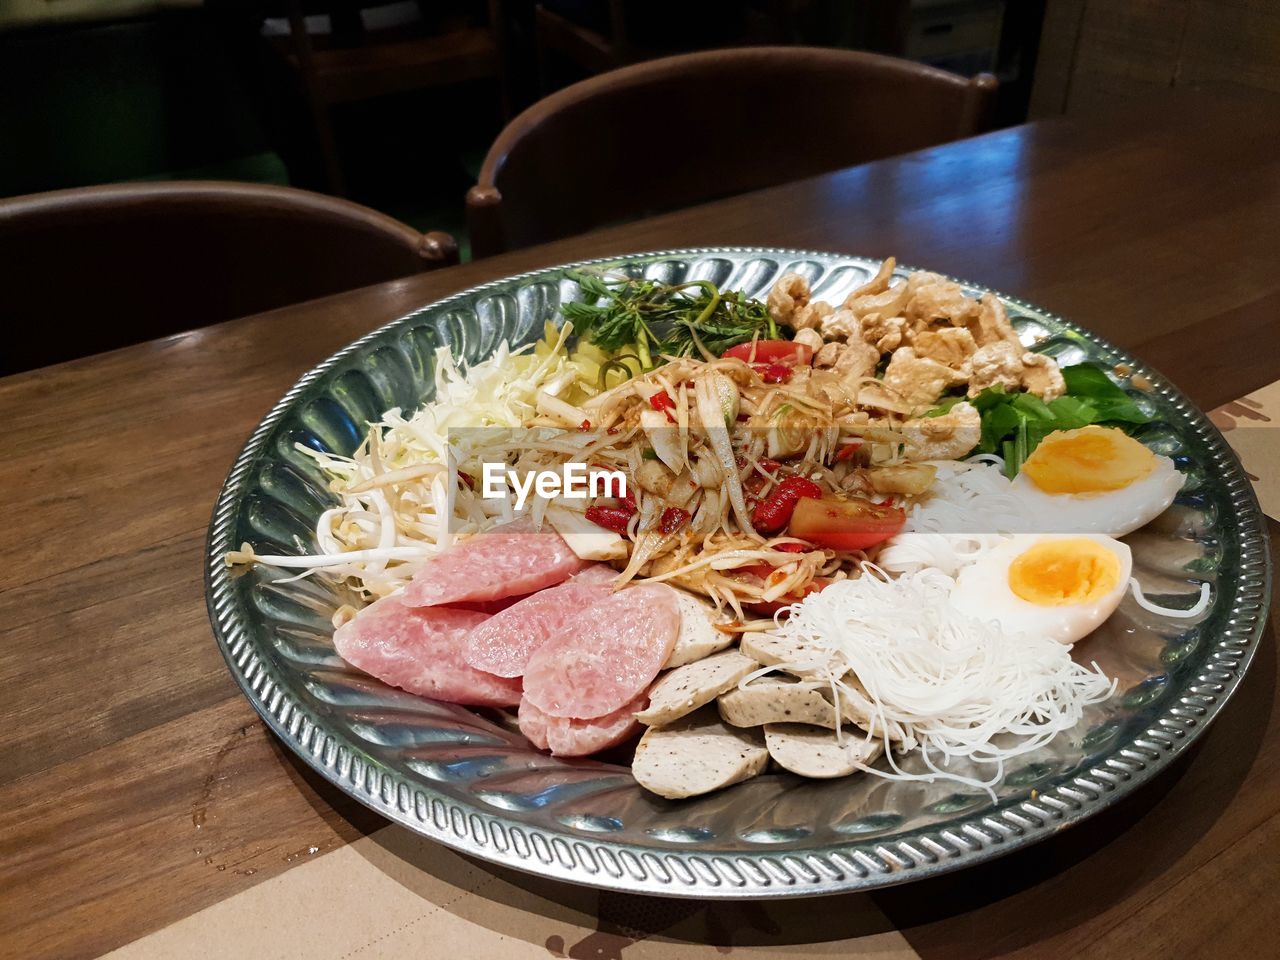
(205, 248, 1270, 897)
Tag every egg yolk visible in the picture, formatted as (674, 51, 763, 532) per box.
(1022, 426, 1154, 495)
(1008, 539, 1121, 606)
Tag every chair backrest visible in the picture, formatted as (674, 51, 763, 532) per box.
(467, 46, 997, 257)
(0, 181, 457, 375)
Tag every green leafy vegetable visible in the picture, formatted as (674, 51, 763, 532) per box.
(1059, 364, 1127, 399)
(1060, 364, 1152, 423)
(1043, 394, 1097, 429)
(562, 272, 782, 369)
(927, 363, 1152, 478)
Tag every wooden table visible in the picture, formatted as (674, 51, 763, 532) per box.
(2, 88, 1277, 960)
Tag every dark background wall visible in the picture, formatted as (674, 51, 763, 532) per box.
(6, 1, 1271, 255)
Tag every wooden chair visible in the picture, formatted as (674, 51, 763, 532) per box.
(466, 46, 998, 258)
(534, 0, 627, 80)
(262, 0, 509, 195)
(0, 181, 458, 375)
(532, 1, 797, 87)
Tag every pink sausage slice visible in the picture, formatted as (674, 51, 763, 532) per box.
(333, 593, 522, 707)
(464, 565, 617, 678)
(517, 696, 551, 751)
(522, 583, 680, 719)
(403, 517, 588, 608)
(518, 695, 646, 757)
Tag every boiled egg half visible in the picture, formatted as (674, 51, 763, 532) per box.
(950, 533, 1132, 644)
(1011, 426, 1183, 535)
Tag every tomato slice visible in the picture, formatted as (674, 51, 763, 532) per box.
(723, 340, 814, 365)
(788, 497, 905, 551)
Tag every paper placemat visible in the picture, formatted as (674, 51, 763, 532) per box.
(105, 827, 915, 960)
(1210, 379, 1280, 521)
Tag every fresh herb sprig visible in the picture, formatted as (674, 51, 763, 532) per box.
(562, 272, 782, 370)
(928, 363, 1153, 477)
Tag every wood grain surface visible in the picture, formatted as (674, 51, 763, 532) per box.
(1, 87, 1276, 960)
(1030, 0, 1280, 117)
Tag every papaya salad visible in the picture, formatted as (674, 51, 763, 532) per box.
(230, 258, 1210, 799)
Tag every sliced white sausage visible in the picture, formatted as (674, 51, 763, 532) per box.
(717, 679, 840, 728)
(632, 708, 768, 799)
(635, 650, 759, 727)
(664, 590, 735, 668)
(836, 677, 906, 743)
(764, 723, 884, 778)
(739, 633, 833, 678)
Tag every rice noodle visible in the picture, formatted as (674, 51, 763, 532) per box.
(763, 564, 1116, 794)
(876, 532, 1008, 579)
(1129, 578, 1212, 619)
(875, 458, 1031, 578)
(905, 456, 1034, 534)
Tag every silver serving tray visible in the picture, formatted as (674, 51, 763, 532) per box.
(205, 249, 1270, 897)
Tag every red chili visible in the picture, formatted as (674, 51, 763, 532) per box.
(753, 363, 793, 384)
(649, 392, 675, 412)
(648, 391, 678, 423)
(585, 505, 634, 534)
(579, 419, 592, 431)
(751, 475, 824, 533)
(794, 477, 825, 496)
(658, 506, 691, 535)
(744, 458, 785, 499)
(621, 484, 636, 509)
(834, 441, 863, 463)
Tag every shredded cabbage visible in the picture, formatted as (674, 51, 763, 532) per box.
(229, 325, 603, 599)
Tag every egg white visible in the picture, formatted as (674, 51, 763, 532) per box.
(949, 534, 1132, 645)
(1009, 454, 1183, 536)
